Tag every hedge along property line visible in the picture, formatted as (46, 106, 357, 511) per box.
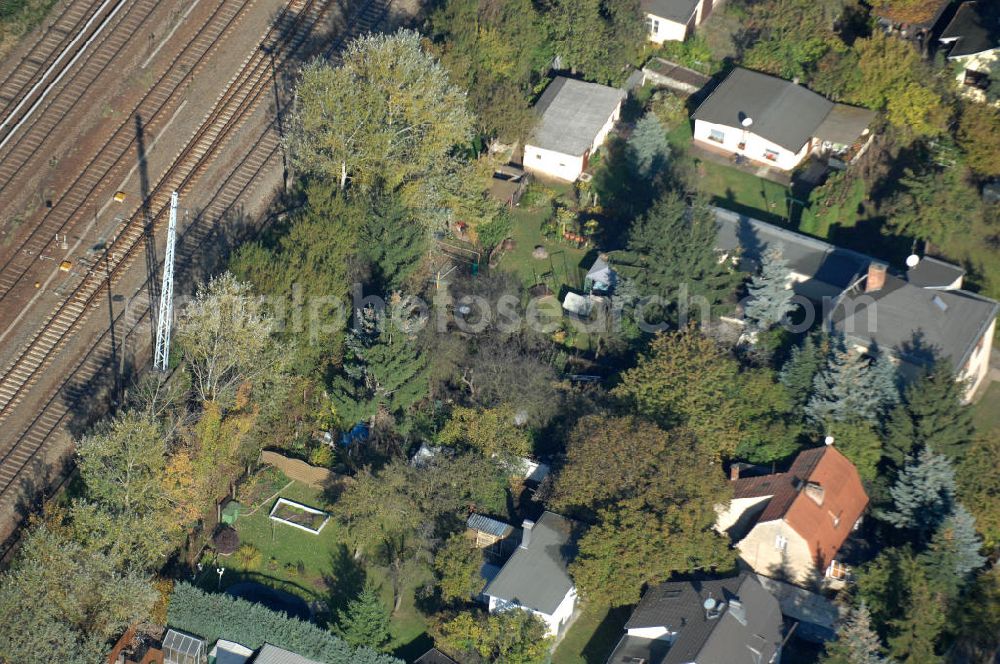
(268, 498, 330, 534)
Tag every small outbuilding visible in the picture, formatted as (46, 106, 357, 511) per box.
(524, 77, 626, 182)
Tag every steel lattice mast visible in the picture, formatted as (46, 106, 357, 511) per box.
(153, 191, 178, 371)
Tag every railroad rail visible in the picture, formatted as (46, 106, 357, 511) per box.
(0, 0, 250, 303)
(0, 0, 393, 557)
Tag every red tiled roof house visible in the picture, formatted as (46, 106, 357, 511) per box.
(716, 444, 868, 585)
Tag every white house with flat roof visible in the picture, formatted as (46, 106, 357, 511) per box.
(524, 77, 625, 182)
(641, 0, 715, 42)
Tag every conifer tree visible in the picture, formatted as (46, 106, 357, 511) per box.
(336, 582, 391, 650)
(743, 245, 796, 332)
(628, 112, 671, 177)
(330, 302, 428, 427)
(882, 446, 956, 540)
(806, 339, 899, 425)
(884, 363, 973, 466)
(780, 331, 829, 408)
(922, 504, 985, 598)
(820, 602, 887, 664)
(360, 195, 427, 291)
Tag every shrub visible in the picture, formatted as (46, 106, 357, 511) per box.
(213, 527, 240, 555)
(236, 544, 262, 570)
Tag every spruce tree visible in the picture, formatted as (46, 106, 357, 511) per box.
(922, 504, 985, 599)
(882, 446, 956, 540)
(335, 582, 391, 650)
(627, 112, 671, 177)
(806, 339, 899, 425)
(360, 195, 427, 291)
(884, 363, 974, 467)
(821, 602, 887, 664)
(621, 193, 739, 320)
(780, 331, 828, 409)
(330, 302, 429, 426)
(743, 245, 796, 332)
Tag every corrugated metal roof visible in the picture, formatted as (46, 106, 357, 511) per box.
(467, 513, 513, 538)
(251, 644, 322, 664)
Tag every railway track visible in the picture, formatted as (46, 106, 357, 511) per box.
(0, 0, 395, 513)
(0, 0, 249, 303)
(0, 0, 111, 125)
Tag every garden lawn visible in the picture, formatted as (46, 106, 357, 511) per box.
(697, 159, 790, 226)
(974, 381, 1000, 435)
(552, 604, 631, 664)
(798, 175, 866, 238)
(497, 183, 592, 293)
(219, 478, 341, 600)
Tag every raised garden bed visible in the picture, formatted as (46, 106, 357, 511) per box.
(268, 498, 329, 534)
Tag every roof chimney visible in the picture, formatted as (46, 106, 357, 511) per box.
(520, 519, 534, 549)
(865, 263, 887, 292)
(730, 464, 741, 481)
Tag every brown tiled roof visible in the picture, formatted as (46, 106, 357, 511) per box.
(732, 446, 868, 567)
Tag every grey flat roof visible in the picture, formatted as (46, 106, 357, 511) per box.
(483, 511, 576, 615)
(831, 274, 1000, 370)
(941, 1, 1000, 57)
(252, 644, 322, 664)
(606, 634, 673, 664)
(624, 573, 783, 664)
(692, 68, 837, 152)
(814, 104, 876, 146)
(906, 256, 966, 288)
(641, 0, 699, 22)
(714, 207, 871, 293)
(528, 77, 625, 157)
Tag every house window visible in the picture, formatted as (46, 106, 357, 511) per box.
(535, 153, 541, 160)
(763, 149, 779, 162)
(645, 17, 659, 35)
(708, 128, 725, 144)
(774, 534, 787, 551)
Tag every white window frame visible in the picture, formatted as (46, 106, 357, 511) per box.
(763, 149, 780, 162)
(774, 534, 787, 551)
(708, 128, 725, 144)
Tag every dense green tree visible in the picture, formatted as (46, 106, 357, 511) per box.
(433, 533, 485, 603)
(957, 102, 1000, 177)
(825, 419, 883, 483)
(175, 272, 281, 406)
(619, 194, 739, 320)
(847, 33, 948, 136)
(820, 602, 887, 664)
(551, 415, 677, 513)
(780, 331, 830, 409)
(743, 245, 796, 332)
(949, 567, 1000, 662)
(168, 583, 400, 663)
(547, 0, 644, 85)
(627, 112, 671, 178)
(884, 363, 974, 466)
(289, 30, 473, 209)
(742, 0, 854, 81)
(958, 433, 1000, 549)
(882, 165, 981, 246)
(806, 340, 898, 425)
(438, 405, 533, 460)
(0, 525, 158, 664)
(882, 447, 956, 540)
(430, 0, 550, 141)
(921, 505, 985, 598)
(336, 583, 391, 650)
(435, 610, 551, 664)
(359, 194, 427, 291)
(613, 326, 743, 458)
(329, 303, 429, 427)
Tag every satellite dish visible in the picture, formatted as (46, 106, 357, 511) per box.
(824, 435, 835, 446)
(703, 597, 717, 611)
(741, 116, 753, 128)
(906, 254, 920, 268)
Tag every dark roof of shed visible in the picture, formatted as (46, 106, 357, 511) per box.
(713, 207, 871, 293)
(940, 1, 1000, 57)
(906, 256, 966, 288)
(529, 77, 625, 156)
(483, 511, 576, 614)
(414, 648, 458, 664)
(692, 68, 835, 152)
(875, 0, 955, 27)
(623, 573, 783, 664)
(641, 0, 700, 22)
(831, 273, 1000, 370)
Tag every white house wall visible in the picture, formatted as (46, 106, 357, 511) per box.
(487, 588, 577, 636)
(715, 495, 772, 533)
(736, 520, 815, 583)
(645, 12, 690, 42)
(627, 626, 673, 640)
(524, 144, 585, 182)
(693, 118, 810, 171)
(960, 316, 996, 401)
(591, 101, 623, 154)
